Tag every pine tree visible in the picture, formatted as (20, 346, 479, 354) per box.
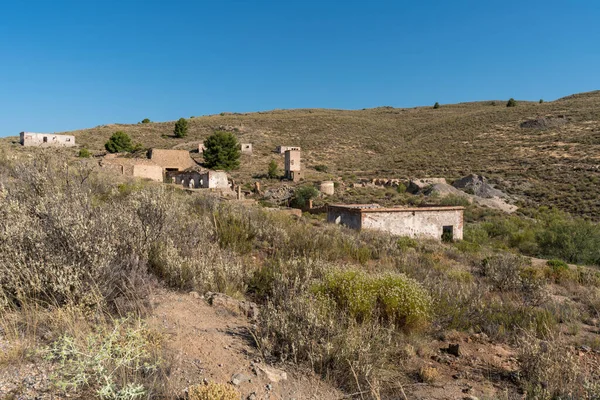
(202, 131, 241, 171)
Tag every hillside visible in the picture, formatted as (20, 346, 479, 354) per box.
(3, 91, 600, 218)
(34, 91, 599, 218)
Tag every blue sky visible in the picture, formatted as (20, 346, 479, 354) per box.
(0, 0, 598, 136)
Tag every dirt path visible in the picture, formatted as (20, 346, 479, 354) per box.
(149, 289, 342, 400)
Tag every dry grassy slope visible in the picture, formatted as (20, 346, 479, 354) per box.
(28, 91, 600, 217)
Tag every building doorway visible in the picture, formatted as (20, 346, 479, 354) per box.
(442, 225, 454, 242)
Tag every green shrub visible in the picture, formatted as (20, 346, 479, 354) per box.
(539, 99, 544, 104)
(506, 98, 517, 107)
(267, 160, 278, 179)
(202, 131, 241, 171)
(396, 183, 407, 193)
(433, 102, 440, 109)
(173, 117, 188, 138)
(141, 118, 150, 124)
(291, 185, 319, 208)
(397, 236, 418, 251)
(545, 259, 570, 283)
(213, 210, 256, 254)
(78, 148, 91, 158)
(105, 131, 133, 153)
(314, 164, 328, 172)
(313, 270, 432, 331)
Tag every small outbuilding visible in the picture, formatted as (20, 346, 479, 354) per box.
(327, 204, 464, 241)
(276, 145, 301, 154)
(20, 132, 75, 147)
(240, 143, 252, 154)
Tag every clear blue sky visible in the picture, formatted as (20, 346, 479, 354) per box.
(1, 0, 599, 136)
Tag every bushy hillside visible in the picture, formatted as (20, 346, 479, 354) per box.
(43, 91, 600, 218)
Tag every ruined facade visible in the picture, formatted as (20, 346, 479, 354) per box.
(327, 204, 464, 241)
(284, 149, 303, 182)
(167, 169, 229, 189)
(20, 132, 75, 147)
(276, 145, 301, 154)
(240, 143, 252, 154)
(100, 155, 163, 182)
(149, 149, 196, 171)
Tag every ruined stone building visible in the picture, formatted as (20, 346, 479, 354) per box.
(149, 149, 196, 171)
(20, 132, 75, 147)
(327, 204, 464, 241)
(100, 155, 163, 182)
(276, 145, 300, 154)
(240, 143, 252, 154)
(284, 149, 304, 182)
(167, 168, 229, 189)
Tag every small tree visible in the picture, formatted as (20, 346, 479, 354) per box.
(105, 131, 133, 153)
(173, 118, 188, 138)
(506, 98, 517, 107)
(539, 99, 544, 104)
(141, 118, 151, 124)
(433, 102, 440, 109)
(292, 185, 319, 209)
(267, 160, 279, 179)
(202, 131, 241, 171)
(78, 147, 91, 158)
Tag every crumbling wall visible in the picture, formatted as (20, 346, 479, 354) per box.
(132, 165, 163, 182)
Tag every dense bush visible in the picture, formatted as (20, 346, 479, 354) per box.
(202, 131, 240, 171)
(173, 117, 188, 138)
(314, 270, 433, 330)
(105, 131, 133, 153)
(464, 209, 600, 266)
(141, 118, 151, 124)
(433, 102, 440, 109)
(507, 98, 517, 107)
(78, 147, 91, 158)
(291, 185, 319, 208)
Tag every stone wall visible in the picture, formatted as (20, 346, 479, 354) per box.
(362, 208, 463, 240)
(132, 165, 163, 182)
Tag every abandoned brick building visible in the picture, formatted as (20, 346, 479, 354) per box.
(20, 132, 76, 147)
(100, 155, 163, 182)
(284, 149, 304, 182)
(149, 149, 196, 171)
(167, 168, 229, 189)
(327, 204, 464, 241)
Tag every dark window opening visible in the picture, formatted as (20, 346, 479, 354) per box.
(442, 225, 454, 242)
(166, 168, 179, 172)
(43, 137, 48, 143)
